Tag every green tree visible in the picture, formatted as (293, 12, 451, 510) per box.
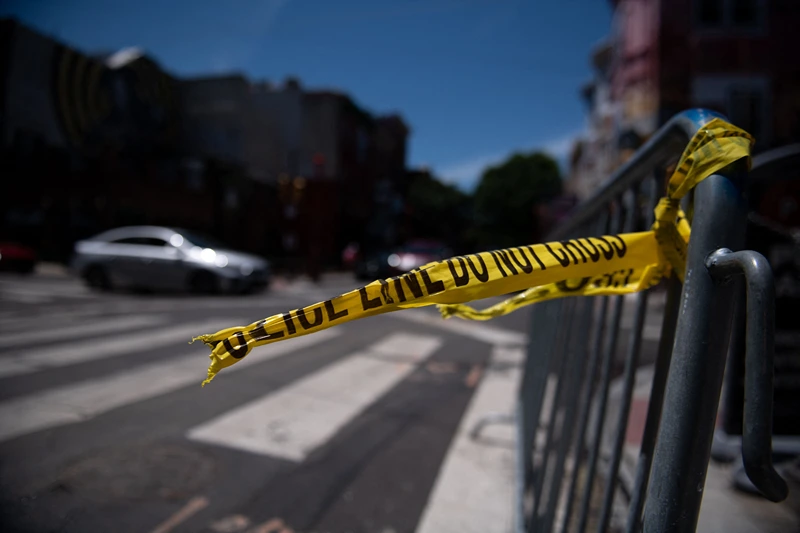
(473, 151, 562, 249)
(405, 169, 472, 252)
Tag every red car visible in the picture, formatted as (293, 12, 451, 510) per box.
(0, 242, 37, 274)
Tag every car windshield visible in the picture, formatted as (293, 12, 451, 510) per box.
(174, 229, 227, 249)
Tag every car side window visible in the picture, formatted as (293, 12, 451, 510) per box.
(140, 238, 169, 247)
(110, 237, 143, 245)
(109, 237, 169, 246)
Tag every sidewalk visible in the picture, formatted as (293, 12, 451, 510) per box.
(34, 261, 72, 278)
(603, 364, 800, 533)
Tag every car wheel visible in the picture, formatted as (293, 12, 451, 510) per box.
(84, 265, 112, 291)
(189, 270, 219, 294)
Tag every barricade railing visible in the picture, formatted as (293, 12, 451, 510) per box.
(190, 109, 789, 533)
(510, 109, 789, 533)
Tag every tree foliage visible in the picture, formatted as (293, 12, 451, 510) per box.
(472, 151, 562, 248)
(405, 170, 472, 253)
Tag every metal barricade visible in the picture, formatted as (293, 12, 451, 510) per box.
(508, 109, 788, 533)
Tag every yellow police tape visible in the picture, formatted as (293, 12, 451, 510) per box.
(194, 118, 753, 385)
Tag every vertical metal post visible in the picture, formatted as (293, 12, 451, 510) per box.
(517, 298, 565, 530)
(533, 299, 577, 510)
(595, 178, 660, 533)
(558, 295, 609, 533)
(575, 196, 630, 533)
(558, 214, 612, 533)
(642, 172, 748, 533)
(624, 277, 682, 533)
(517, 299, 561, 531)
(540, 296, 595, 533)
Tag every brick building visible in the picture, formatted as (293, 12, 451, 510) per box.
(0, 19, 275, 261)
(0, 18, 409, 267)
(569, 0, 800, 199)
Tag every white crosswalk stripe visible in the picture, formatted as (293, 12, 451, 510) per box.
(0, 318, 239, 378)
(396, 308, 527, 346)
(415, 345, 524, 533)
(0, 308, 104, 331)
(0, 329, 342, 443)
(188, 332, 443, 461)
(0, 282, 93, 302)
(0, 315, 163, 349)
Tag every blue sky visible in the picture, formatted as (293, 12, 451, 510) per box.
(1, 0, 612, 190)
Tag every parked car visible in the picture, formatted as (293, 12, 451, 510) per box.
(71, 226, 270, 293)
(0, 242, 37, 274)
(355, 240, 452, 280)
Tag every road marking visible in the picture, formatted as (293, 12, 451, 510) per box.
(0, 283, 93, 300)
(210, 514, 251, 532)
(415, 345, 524, 533)
(0, 308, 104, 331)
(0, 291, 51, 304)
(464, 364, 483, 388)
(247, 518, 288, 533)
(188, 333, 443, 461)
(149, 495, 209, 533)
(394, 309, 527, 346)
(426, 361, 457, 374)
(0, 330, 341, 443)
(0, 318, 236, 378)
(0, 315, 163, 349)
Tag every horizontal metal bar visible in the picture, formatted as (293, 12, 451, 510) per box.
(550, 109, 725, 239)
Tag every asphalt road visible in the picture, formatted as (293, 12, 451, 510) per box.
(0, 271, 530, 533)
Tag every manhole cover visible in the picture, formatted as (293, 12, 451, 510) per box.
(57, 443, 217, 502)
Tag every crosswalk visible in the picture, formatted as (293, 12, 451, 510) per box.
(0, 277, 94, 304)
(188, 333, 443, 461)
(0, 319, 234, 378)
(0, 300, 525, 533)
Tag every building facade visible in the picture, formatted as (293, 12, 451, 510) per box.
(569, 0, 800, 200)
(0, 19, 275, 261)
(0, 18, 410, 267)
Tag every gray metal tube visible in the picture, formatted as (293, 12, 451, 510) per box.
(558, 295, 609, 533)
(596, 290, 649, 533)
(624, 277, 682, 533)
(516, 301, 559, 532)
(550, 109, 724, 240)
(706, 249, 788, 502)
(533, 300, 577, 508)
(540, 297, 595, 533)
(575, 197, 630, 533)
(642, 173, 747, 533)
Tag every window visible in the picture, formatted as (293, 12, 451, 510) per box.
(224, 188, 239, 209)
(729, 87, 765, 142)
(732, 0, 758, 27)
(698, 0, 724, 26)
(183, 159, 205, 191)
(357, 129, 369, 164)
(111, 237, 169, 246)
(173, 230, 226, 249)
(691, 76, 769, 144)
(695, 0, 764, 30)
(286, 149, 299, 174)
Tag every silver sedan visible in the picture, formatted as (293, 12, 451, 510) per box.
(71, 226, 271, 294)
